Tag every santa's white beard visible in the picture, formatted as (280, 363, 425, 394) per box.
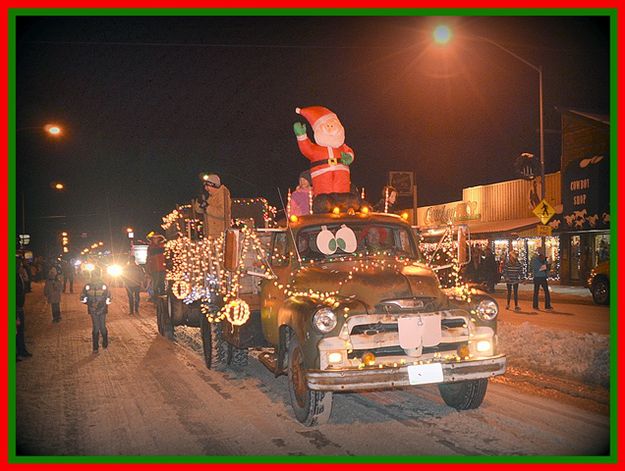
(314, 130, 345, 148)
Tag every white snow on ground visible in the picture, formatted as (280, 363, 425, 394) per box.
(498, 320, 610, 387)
(176, 321, 610, 389)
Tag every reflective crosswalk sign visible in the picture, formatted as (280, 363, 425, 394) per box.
(532, 199, 556, 225)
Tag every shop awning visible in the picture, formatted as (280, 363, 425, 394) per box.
(464, 217, 540, 236)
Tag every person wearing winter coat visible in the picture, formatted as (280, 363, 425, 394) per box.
(193, 173, 232, 238)
(373, 186, 398, 213)
(61, 258, 75, 293)
(44, 267, 63, 322)
(16, 258, 32, 360)
(290, 170, 313, 216)
(123, 255, 145, 315)
(145, 233, 166, 300)
(502, 251, 524, 310)
(481, 247, 500, 293)
(530, 247, 553, 311)
(80, 268, 112, 353)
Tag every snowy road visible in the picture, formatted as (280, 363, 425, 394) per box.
(15, 282, 610, 457)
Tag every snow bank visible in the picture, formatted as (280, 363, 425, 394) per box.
(498, 321, 610, 387)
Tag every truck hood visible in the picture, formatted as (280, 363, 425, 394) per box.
(292, 260, 444, 310)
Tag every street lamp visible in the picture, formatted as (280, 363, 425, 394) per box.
(17, 123, 64, 137)
(17, 123, 65, 244)
(44, 124, 63, 137)
(433, 25, 546, 201)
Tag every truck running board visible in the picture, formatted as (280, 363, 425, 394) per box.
(258, 350, 286, 376)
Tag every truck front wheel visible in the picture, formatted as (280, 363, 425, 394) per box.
(591, 277, 609, 305)
(287, 336, 333, 426)
(438, 378, 488, 410)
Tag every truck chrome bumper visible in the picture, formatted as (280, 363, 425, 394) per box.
(306, 355, 507, 392)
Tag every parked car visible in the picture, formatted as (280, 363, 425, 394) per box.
(587, 260, 610, 305)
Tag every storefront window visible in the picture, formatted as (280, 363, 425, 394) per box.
(594, 234, 610, 265)
(493, 239, 509, 263)
(545, 236, 560, 280)
(570, 235, 581, 281)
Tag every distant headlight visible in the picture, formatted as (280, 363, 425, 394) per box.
(84, 263, 95, 272)
(107, 264, 123, 277)
(476, 299, 498, 321)
(312, 307, 337, 333)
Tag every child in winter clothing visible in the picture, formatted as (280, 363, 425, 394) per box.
(44, 267, 63, 322)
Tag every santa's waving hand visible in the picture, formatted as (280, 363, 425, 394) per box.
(293, 106, 354, 196)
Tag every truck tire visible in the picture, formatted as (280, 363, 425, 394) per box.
(199, 313, 227, 370)
(438, 378, 488, 410)
(287, 336, 333, 426)
(227, 344, 249, 368)
(591, 277, 609, 305)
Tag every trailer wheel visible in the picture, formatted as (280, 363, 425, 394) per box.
(438, 378, 488, 410)
(227, 344, 249, 368)
(161, 295, 174, 339)
(156, 297, 164, 336)
(287, 336, 333, 426)
(199, 313, 227, 370)
(156, 296, 173, 339)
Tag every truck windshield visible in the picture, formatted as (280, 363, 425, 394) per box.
(296, 223, 420, 262)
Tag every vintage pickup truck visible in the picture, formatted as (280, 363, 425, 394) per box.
(157, 206, 506, 426)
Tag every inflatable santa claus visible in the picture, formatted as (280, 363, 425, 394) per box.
(293, 106, 355, 196)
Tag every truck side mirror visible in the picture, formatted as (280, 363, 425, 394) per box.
(224, 229, 240, 272)
(457, 226, 470, 266)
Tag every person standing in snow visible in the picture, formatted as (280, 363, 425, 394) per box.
(530, 247, 553, 311)
(44, 267, 63, 323)
(80, 268, 112, 353)
(502, 250, 524, 310)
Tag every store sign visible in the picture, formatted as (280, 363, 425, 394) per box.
(424, 201, 480, 226)
(388, 171, 414, 196)
(562, 155, 610, 230)
(536, 224, 553, 236)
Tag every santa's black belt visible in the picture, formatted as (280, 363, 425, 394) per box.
(310, 157, 340, 168)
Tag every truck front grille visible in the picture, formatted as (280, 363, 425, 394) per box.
(348, 341, 466, 359)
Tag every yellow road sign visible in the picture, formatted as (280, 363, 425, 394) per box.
(532, 199, 556, 225)
(536, 224, 553, 236)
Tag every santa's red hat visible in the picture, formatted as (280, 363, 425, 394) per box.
(295, 106, 337, 130)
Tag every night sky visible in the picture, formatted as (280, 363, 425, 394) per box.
(15, 14, 610, 255)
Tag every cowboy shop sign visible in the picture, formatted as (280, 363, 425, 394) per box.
(562, 155, 610, 230)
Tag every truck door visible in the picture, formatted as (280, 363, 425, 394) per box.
(260, 231, 290, 345)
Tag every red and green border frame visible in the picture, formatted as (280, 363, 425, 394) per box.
(2, 2, 621, 466)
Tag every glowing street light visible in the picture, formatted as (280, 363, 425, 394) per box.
(51, 182, 65, 191)
(433, 25, 452, 45)
(44, 123, 63, 137)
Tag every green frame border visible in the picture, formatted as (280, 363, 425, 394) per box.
(7, 7, 618, 464)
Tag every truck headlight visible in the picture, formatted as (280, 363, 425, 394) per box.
(107, 264, 123, 277)
(312, 307, 337, 333)
(476, 299, 498, 321)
